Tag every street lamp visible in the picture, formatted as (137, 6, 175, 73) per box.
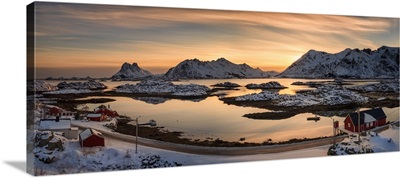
(133, 116, 157, 154)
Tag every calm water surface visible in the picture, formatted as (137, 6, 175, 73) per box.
(48, 79, 398, 143)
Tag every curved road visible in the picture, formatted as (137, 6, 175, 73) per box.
(73, 123, 348, 156)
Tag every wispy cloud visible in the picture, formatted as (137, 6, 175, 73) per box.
(34, 2, 399, 78)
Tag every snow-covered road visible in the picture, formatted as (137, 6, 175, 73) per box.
(72, 121, 343, 156)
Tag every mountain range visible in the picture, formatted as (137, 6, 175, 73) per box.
(111, 46, 399, 80)
(278, 46, 399, 79)
(112, 58, 278, 80)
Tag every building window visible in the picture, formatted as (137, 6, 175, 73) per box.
(348, 123, 351, 128)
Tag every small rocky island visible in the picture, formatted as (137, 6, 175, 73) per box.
(211, 82, 241, 88)
(245, 81, 287, 89)
(115, 79, 211, 97)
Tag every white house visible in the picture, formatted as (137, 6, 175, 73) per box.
(38, 118, 78, 139)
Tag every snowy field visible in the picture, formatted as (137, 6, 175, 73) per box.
(31, 119, 399, 175)
(31, 129, 332, 175)
(329, 125, 399, 155)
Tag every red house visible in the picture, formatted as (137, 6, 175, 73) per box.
(344, 108, 387, 133)
(45, 105, 75, 118)
(86, 113, 107, 122)
(95, 105, 119, 118)
(79, 128, 105, 147)
(48, 107, 63, 116)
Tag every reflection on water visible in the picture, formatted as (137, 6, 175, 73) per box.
(52, 78, 397, 143)
(133, 97, 170, 105)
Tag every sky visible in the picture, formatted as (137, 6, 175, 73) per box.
(33, 2, 400, 78)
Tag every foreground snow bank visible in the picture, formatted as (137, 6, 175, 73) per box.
(328, 125, 399, 155)
(115, 79, 210, 96)
(235, 85, 368, 107)
(33, 130, 181, 175)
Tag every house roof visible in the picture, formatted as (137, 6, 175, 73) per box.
(87, 113, 103, 118)
(79, 128, 104, 141)
(38, 119, 71, 130)
(94, 105, 110, 111)
(348, 108, 386, 125)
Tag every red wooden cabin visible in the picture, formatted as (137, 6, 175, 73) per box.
(86, 113, 107, 122)
(79, 129, 105, 147)
(344, 108, 387, 133)
(95, 105, 119, 118)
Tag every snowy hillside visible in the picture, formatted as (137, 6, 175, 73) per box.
(111, 62, 153, 80)
(32, 130, 181, 175)
(328, 125, 399, 155)
(278, 46, 399, 79)
(164, 58, 278, 79)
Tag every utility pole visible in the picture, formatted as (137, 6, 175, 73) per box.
(333, 119, 336, 145)
(135, 116, 141, 154)
(357, 108, 361, 143)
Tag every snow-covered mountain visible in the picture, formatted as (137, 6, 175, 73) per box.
(278, 46, 399, 79)
(164, 58, 278, 79)
(111, 62, 153, 80)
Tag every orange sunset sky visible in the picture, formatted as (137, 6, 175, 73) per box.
(33, 2, 399, 78)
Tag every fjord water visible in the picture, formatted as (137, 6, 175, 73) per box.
(49, 79, 398, 143)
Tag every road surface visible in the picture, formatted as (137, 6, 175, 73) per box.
(73, 123, 346, 155)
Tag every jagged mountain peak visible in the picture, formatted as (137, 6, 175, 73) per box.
(215, 57, 229, 62)
(112, 62, 153, 80)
